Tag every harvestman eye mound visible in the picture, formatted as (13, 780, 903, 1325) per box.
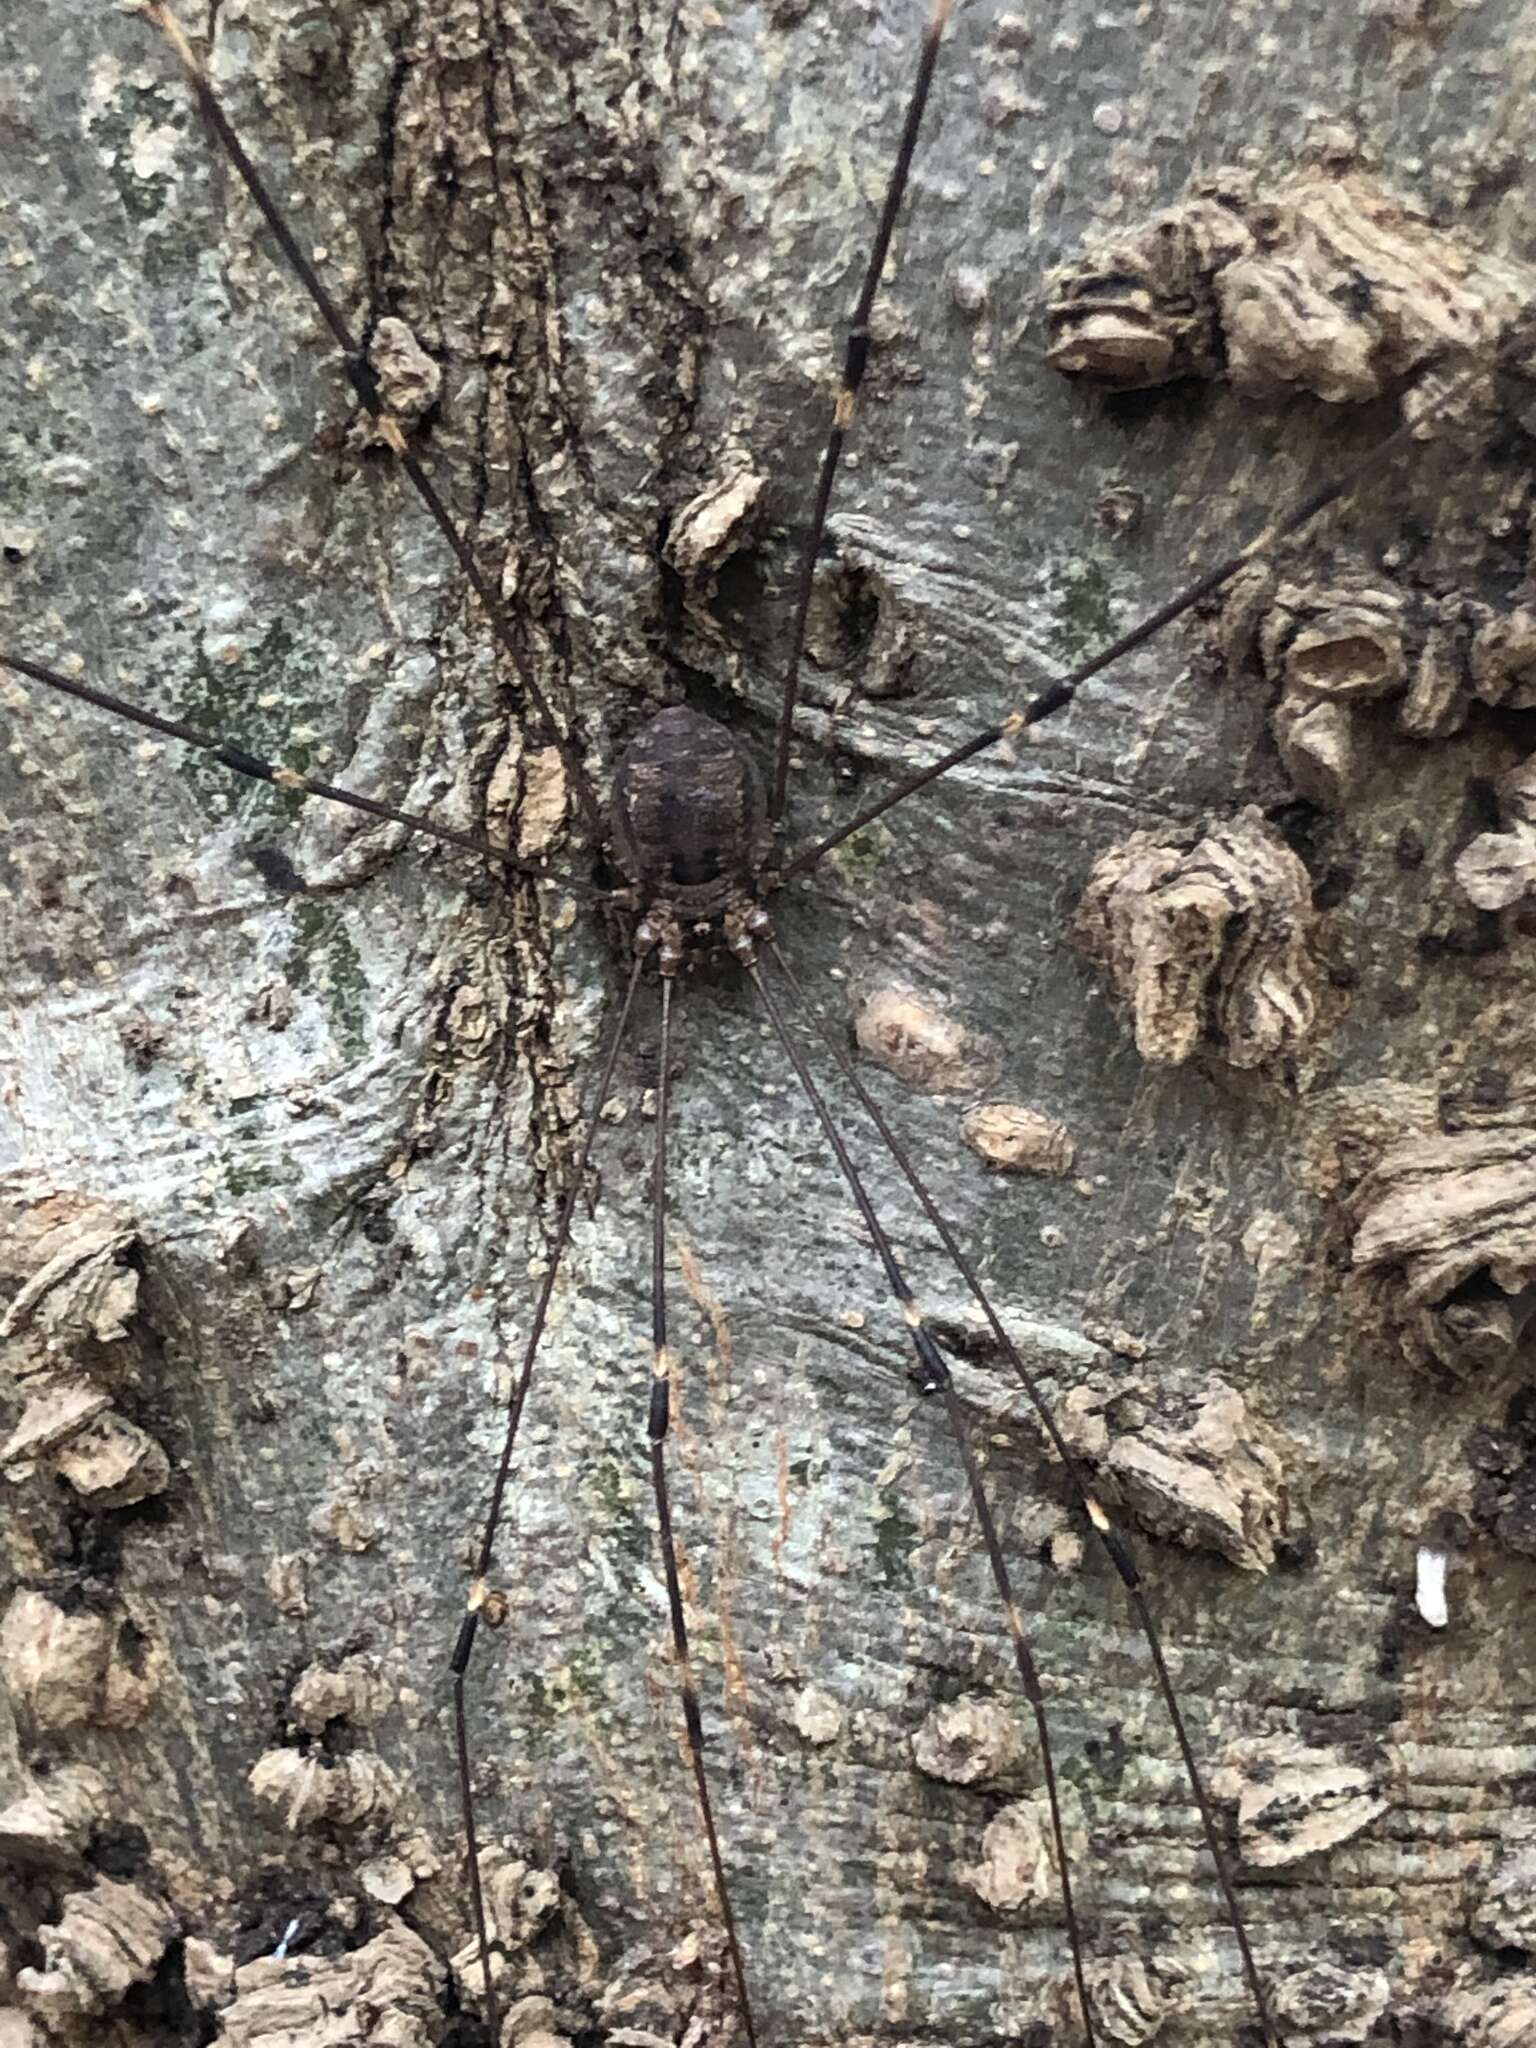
(5, 2, 1536, 2045)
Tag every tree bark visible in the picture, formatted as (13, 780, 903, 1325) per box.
(4, 3, 1536, 2044)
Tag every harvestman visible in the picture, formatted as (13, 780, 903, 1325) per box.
(4, 3, 1531, 2043)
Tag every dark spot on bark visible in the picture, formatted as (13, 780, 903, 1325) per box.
(1425, 907, 1506, 956)
(1336, 1931, 1392, 1967)
(1266, 797, 1327, 867)
(1463, 775, 1504, 834)
(1375, 1619, 1406, 1680)
(1505, 1382, 1536, 1444)
(1312, 862, 1357, 909)
(1395, 826, 1426, 869)
(360, 1203, 396, 1246)
(232, 1886, 342, 1967)
(1439, 1067, 1510, 1130)
(1274, 1529, 1318, 1571)
(121, 1941, 208, 2046)
(246, 844, 310, 896)
(90, 1820, 151, 1877)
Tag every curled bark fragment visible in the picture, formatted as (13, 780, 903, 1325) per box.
(1044, 185, 1251, 385)
(0, 1194, 139, 1350)
(1465, 1388, 1536, 1560)
(593, 1929, 733, 2046)
(1457, 757, 1536, 912)
(1, 1377, 110, 1462)
(961, 1103, 1076, 1176)
(288, 1654, 392, 1733)
(361, 317, 441, 433)
(51, 1408, 170, 1508)
(1271, 1960, 1391, 2041)
(1046, 166, 1526, 416)
(958, 1795, 1060, 1915)
(265, 1554, 310, 1620)
(911, 1694, 1022, 1785)
(1236, 565, 1483, 805)
(217, 1919, 443, 2048)
(1272, 693, 1359, 809)
(1471, 607, 1536, 709)
(1438, 1977, 1536, 2047)
(449, 1847, 598, 2017)
(16, 1878, 177, 2020)
(1457, 831, 1536, 912)
(1081, 1956, 1173, 2045)
(1402, 620, 1471, 740)
(1264, 588, 1408, 702)
(182, 1935, 236, 2011)
(1073, 808, 1319, 1069)
(310, 1496, 383, 1553)
(1472, 1844, 1536, 1953)
(664, 468, 764, 577)
(854, 984, 997, 1093)
(790, 1684, 844, 1746)
(1103, 1378, 1286, 1571)
(247, 1748, 401, 1833)
(1229, 1743, 1388, 1868)
(3, 1374, 169, 1509)
(1351, 1124, 1536, 1309)
(0, 1588, 160, 1733)
(0, 1763, 109, 1872)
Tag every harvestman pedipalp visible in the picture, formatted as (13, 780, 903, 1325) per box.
(4, 2, 1534, 2042)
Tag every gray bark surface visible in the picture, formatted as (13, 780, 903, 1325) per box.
(3, 3, 1536, 2044)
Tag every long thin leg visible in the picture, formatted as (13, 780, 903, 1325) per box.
(768, 0, 955, 823)
(748, 960, 1098, 2046)
(144, 3, 605, 844)
(646, 977, 759, 2045)
(779, 318, 1536, 883)
(0, 649, 553, 877)
(766, 939, 1282, 2047)
(450, 956, 643, 2040)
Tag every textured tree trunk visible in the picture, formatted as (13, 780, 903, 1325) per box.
(4, 3, 1536, 2044)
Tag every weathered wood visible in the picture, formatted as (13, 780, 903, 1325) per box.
(4, 3, 1536, 2043)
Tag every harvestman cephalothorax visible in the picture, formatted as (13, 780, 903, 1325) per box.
(4, 1, 1534, 2042)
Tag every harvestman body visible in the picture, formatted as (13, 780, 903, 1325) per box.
(609, 707, 773, 972)
(6, 1, 1533, 2043)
